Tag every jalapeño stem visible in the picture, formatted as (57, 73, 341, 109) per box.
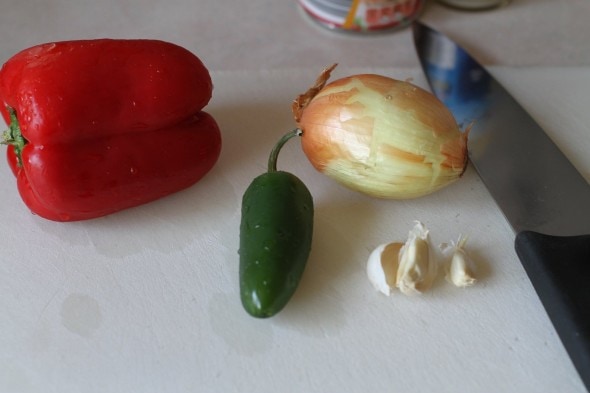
(267, 128, 302, 173)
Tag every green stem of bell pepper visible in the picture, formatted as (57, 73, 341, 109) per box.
(1, 107, 26, 167)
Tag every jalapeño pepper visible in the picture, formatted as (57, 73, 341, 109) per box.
(239, 130, 314, 318)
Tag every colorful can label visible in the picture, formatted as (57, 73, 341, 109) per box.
(298, 0, 424, 33)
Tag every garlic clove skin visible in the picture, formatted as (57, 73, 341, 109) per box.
(367, 244, 391, 295)
(396, 221, 438, 296)
(367, 242, 403, 296)
(441, 236, 477, 287)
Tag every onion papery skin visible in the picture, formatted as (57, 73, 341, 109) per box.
(297, 74, 468, 199)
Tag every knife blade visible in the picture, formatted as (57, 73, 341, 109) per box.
(412, 21, 590, 389)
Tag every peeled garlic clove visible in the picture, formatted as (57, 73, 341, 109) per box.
(449, 249, 477, 287)
(367, 242, 403, 296)
(293, 66, 469, 199)
(441, 236, 477, 287)
(396, 221, 437, 296)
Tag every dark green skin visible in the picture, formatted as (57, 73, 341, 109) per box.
(239, 170, 314, 318)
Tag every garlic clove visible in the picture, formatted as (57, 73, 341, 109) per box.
(396, 221, 438, 296)
(367, 242, 403, 296)
(441, 236, 477, 287)
(449, 249, 477, 287)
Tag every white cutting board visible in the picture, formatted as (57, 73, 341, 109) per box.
(0, 67, 588, 393)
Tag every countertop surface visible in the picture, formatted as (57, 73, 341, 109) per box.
(1, 1, 589, 393)
(0, 0, 589, 70)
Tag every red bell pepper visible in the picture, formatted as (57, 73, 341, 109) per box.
(0, 39, 221, 221)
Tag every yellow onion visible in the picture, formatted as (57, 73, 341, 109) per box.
(292, 64, 469, 199)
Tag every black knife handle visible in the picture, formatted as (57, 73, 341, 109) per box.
(515, 231, 590, 390)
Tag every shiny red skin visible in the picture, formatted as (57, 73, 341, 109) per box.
(0, 39, 221, 221)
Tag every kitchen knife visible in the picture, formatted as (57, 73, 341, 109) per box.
(412, 21, 590, 389)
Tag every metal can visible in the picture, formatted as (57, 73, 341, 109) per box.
(298, 0, 425, 33)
